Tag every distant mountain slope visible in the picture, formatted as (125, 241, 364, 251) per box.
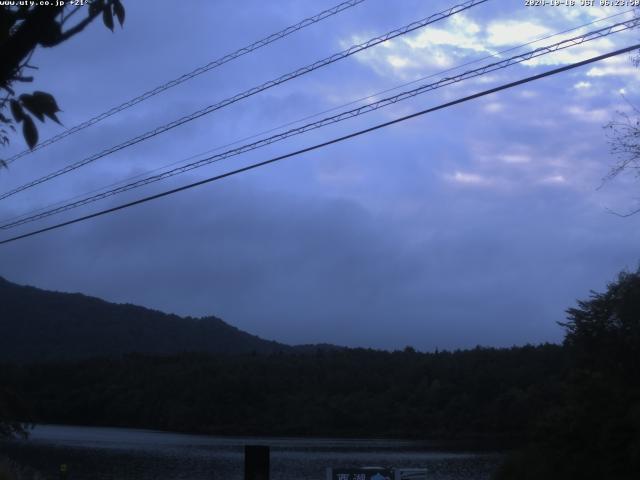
(0, 276, 292, 362)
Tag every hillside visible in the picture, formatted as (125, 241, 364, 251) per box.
(1, 346, 568, 440)
(0, 276, 291, 362)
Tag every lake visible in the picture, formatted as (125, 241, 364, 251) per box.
(1, 425, 502, 480)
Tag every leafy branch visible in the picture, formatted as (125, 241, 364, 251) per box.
(0, 0, 125, 166)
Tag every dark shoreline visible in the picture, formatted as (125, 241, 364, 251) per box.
(1, 424, 504, 480)
(10, 422, 518, 452)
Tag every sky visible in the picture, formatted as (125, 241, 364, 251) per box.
(1, 0, 639, 351)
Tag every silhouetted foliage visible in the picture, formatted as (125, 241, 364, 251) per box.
(0, 387, 30, 440)
(495, 267, 640, 480)
(2, 267, 639, 480)
(599, 46, 640, 216)
(0, 345, 567, 442)
(0, 1, 125, 159)
(0, 276, 569, 443)
(604, 94, 640, 216)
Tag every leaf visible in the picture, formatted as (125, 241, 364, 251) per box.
(10, 100, 24, 123)
(103, 5, 114, 31)
(22, 115, 38, 149)
(30, 91, 62, 125)
(32, 91, 61, 111)
(113, 0, 125, 26)
(89, 0, 104, 17)
(38, 21, 62, 47)
(20, 94, 45, 122)
(44, 111, 62, 125)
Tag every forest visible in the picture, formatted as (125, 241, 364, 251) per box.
(0, 267, 638, 479)
(0, 344, 566, 442)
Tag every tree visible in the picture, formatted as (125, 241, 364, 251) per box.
(0, 386, 29, 439)
(0, 0, 125, 162)
(495, 267, 640, 480)
(562, 268, 640, 373)
(603, 43, 640, 216)
(604, 107, 640, 216)
(0, 0, 125, 439)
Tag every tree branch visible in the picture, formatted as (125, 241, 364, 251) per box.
(0, 6, 63, 86)
(56, 7, 104, 44)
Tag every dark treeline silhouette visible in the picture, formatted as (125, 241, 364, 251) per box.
(1, 268, 639, 478)
(0, 344, 566, 442)
(495, 268, 640, 480)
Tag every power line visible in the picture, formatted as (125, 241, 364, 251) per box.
(0, 0, 488, 202)
(2, 17, 637, 231)
(3, 0, 367, 165)
(2, 8, 630, 227)
(1, 43, 637, 246)
(3, 16, 635, 228)
(4, 6, 631, 229)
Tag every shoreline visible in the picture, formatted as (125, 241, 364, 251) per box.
(7, 423, 515, 453)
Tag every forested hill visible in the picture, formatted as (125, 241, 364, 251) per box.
(0, 276, 292, 362)
(1, 346, 568, 441)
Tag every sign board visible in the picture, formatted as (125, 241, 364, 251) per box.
(394, 469, 428, 480)
(327, 468, 393, 480)
(326, 468, 427, 480)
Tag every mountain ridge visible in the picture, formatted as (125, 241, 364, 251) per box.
(0, 276, 302, 362)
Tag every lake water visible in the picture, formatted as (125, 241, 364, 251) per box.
(1, 425, 502, 480)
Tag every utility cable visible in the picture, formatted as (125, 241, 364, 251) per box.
(1, 43, 637, 246)
(2, 17, 637, 230)
(3, 0, 367, 165)
(2, 8, 630, 227)
(0, 0, 488, 201)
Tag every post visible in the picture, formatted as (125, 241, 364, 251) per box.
(244, 445, 269, 480)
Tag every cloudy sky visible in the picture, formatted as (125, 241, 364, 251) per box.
(1, 0, 639, 350)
